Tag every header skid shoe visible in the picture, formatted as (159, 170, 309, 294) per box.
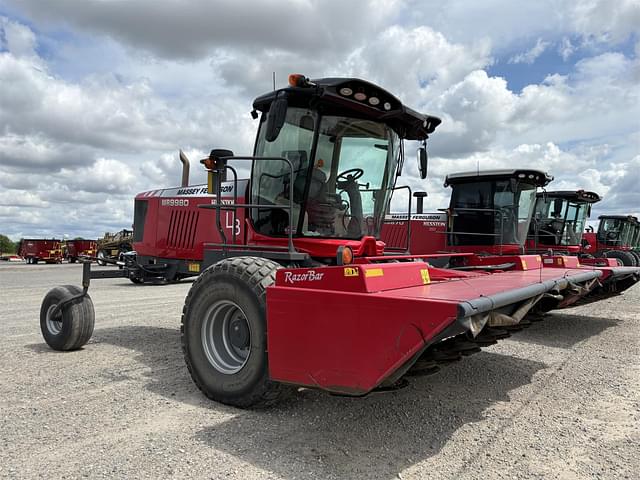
(266, 262, 601, 395)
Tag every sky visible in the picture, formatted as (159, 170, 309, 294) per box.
(0, 0, 638, 240)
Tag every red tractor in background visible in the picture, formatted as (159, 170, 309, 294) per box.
(40, 75, 603, 408)
(525, 190, 638, 268)
(382, 170, 640, 302)
(382, 169, 551, 258)
(17, 239, 63, 264)
(582, 215, 639, 266)
(63, 239, 97, 263)
(526, 190, 600, 257)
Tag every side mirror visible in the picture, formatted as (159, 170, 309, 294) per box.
(265, 96, 288, 142)
(418, 147, 428, 179)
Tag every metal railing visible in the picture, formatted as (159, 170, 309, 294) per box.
(199, 156, 297, 255)
(447, 206, 523, 255)
(380, 185, 413, 253)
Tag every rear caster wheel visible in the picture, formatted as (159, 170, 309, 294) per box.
(40, 285, 95, 351)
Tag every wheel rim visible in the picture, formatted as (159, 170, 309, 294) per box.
(46, 304, 63, 335)
(201, 300, 251, 374)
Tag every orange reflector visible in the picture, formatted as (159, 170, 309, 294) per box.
(288, 74, 306, 87)
(342, 246, 353, 265)
(201, 158, 214, 170)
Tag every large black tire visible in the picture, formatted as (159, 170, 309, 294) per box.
(129, 276, 144, 284)
(40, 285, 95, 351)
(181, 256, 292, 408)
(604, 250, 636, 266)
(96, 250, 107, 266)
(629, 250, 640, 265)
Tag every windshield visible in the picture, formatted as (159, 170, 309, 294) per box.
(622, 222, 635, 245)
(531, 198, 588, 246)
(448, 179, 537, 247)
(598, 218, 627, 246)
(251, 107, 399, 239)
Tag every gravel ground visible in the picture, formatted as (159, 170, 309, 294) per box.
(0, 262, 638, 480)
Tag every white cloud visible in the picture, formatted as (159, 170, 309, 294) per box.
(508, 38, 550, 64)
(344, 26, 492, 104)
(431, 70, 516, 156)
(570, 0, 640, 44)
(0, 16, 38, 58)
(558, 37, 575, 60)
(0, 190, 48, 208)
(3, 0, 403, 60)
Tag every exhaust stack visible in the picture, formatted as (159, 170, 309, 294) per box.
(179, 150, 190, 187)
(414, 191, 427, 214)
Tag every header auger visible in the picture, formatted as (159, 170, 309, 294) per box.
(40, 75, 603, 408)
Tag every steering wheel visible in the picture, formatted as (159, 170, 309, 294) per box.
(538, 228, 561, 245)
(336, 168, 364, 188)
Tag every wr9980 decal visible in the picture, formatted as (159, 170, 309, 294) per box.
(161, 198, 189, 207)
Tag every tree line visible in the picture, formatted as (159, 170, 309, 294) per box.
(0, 234, 18, 255)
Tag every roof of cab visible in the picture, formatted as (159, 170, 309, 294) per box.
(598, 215, 639, 222)
(252, 76, 441, 141)
(536, 190, 601, 203)
(444, 169, 553, 187)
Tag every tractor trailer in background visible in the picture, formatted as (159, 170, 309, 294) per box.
(17, 239, 63, 264)
(63, 240, 97, 263)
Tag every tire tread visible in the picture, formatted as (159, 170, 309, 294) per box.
(181, 256, 290, 408)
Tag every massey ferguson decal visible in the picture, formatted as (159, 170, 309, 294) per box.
(284, 270, 325, 284)
(159, 180, 248, 198)
(385, 212, 447, 226)
(385, 212, 447, 222)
